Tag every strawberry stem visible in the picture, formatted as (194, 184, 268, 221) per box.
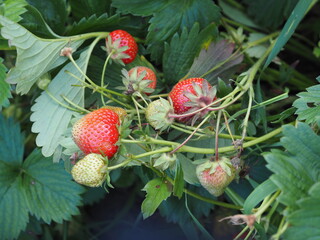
(100, 50, 115, 105)
(214, 110, 222, 161)
(169, 113, 212, 154)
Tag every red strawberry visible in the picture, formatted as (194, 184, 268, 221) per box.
(72, 108, 120, 159)
(168, 78, 217, 124)
(196, 157, 235, 197)
(121, 66, 157, 95)
(106, 30, 138, 64)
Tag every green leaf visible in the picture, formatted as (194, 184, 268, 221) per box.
(243, 0, 299, 30)
(263, 0, 314, 69)
(141, 178, 171, 219)
(264, 123, 320, 211)
(243, 179, 277, 214)
(0, 0, 28, 22)
(114, 0, 220, 63)
(284, 181, 320, 239)
(112, 0, 167, 16)
(20, 4, 60, 38)
(187, 39, 243, 84)
(70, 0, 111, 20)
(185, 195, 214, 240)
(0, 57, 10, 109)
(178, 153, 199, 185)
(173, 159, 184, 199)
(30, 49, 90, 157)
(67, 13, 120, 35)
(163, 23, 217, 84)
(293, 77, 320, 124)
(0, 176, 29, 240)
(0, 114, 24, 164)
(0, 16, 84, 94)
(26, 0, 67, 35)
(159, 185, 214, 225)
(218, 0, 262, 29)
(22, 149, 84, 223)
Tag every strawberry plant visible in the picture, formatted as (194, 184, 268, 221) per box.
(1, 0, 320, 239)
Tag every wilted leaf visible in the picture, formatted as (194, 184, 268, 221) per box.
(187, 40, 243, 84)
(141, 178, 171, 218)
(0, 16, 84, 94)
(163, 23, 217, 84)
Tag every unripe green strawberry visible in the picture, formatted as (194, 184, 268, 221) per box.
(196, 157, 235, 197)
(71, 153, 107, 187)
(145, 98, 174, 131)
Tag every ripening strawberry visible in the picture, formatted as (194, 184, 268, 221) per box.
(121, 66, 157, 96)
(72, 108, 120, 159)
(71, 153, 106, 187)
(196, 157, 235, 197)
(106, 30, 138, 64)
(168, 78, 217, 124)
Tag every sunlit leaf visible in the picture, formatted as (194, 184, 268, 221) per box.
(141, 178, 171, 219)
(0, 0, 27, 22)
(30, 49, 90, 157)
(0, 16, 84, 94)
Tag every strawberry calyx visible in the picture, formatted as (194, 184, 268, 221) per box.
(145, 98, 174, 132)
(169, 79, 219, 125)
(105, 35, 130, 65)
(152, 152, 177, 171)
(120, 68, 155, 96)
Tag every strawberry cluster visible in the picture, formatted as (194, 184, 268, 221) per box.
(69, 29, 237, 197)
